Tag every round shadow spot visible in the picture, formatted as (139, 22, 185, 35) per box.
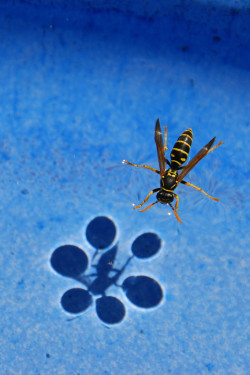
(50, 245, 88, 278)
(86, 216, 116, 249)
(122, 276, 163, 308)
(96, 296, 125, 324)
(61, 288, 92, 314)
(131, 233, 161, 259)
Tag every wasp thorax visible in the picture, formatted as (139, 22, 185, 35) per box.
(156, 190, 174, 204)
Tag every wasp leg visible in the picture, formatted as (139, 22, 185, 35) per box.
(134, 188, 160, 210)
(123, 160, 160, 174)
(181, 180, 219, 202)
(164, 126, 168, 151)
(170, 193, 183, 223)
(172, 192, 180, 211)
(208, 141, 223, 153)
(139, 201, 159, 213)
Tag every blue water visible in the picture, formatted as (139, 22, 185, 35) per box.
(0, 1, 249, 374)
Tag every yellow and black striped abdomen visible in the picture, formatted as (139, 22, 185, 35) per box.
(170, 129, 193, 170)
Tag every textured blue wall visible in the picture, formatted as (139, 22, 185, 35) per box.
(0, 1, 249, 374)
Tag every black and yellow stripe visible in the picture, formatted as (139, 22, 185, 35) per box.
(170, 129, 193, 170)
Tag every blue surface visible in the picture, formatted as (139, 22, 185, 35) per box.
(0, 0, 249, 374)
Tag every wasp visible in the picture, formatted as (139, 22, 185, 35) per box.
(123, 119, 223, 223)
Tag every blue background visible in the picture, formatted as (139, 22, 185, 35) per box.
(0, 0, 249, 374)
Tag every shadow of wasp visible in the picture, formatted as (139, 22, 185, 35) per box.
(61, 244, 162, 324)
(78, 245, 133, 296)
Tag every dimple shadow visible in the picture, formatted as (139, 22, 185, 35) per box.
(61, 288, 93, 314)
(50, 245, 88, 278)
(96, 296, 126, 324)
(122, 275, 163, 308)
(131, 232, 161, 259)
(85, 216, 116, 250)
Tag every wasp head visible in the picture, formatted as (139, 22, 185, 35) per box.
(156, 190, 174, 204)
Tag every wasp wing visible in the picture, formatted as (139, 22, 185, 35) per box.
(177, 137, 216, 183)
(155, 119, 166, 177)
